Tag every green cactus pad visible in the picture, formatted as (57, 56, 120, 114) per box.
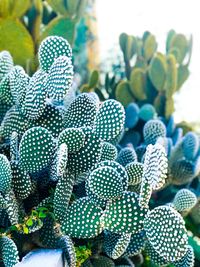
(24, 69, 47, 120)
(54, 170, 74, 222)
(123, 231, 146, 257)
(67, 132, 102, 176)
(103, 192, 148, 235)
(58, 128, 86, 153)
(0, 105, 28, 139)
(88, 166, 124, 199)
(145, 241, 168, 266)
(142, 144, 168, 190)
(125, 162, 143, 185)
(117, 147, 137, 167)
(104, 231, 131, 259)
(92, 160, 128, 191)
(115, 81, 135, 107)
(11, 161, 32, 200)
(130, 68, 147, 101)
(64, 94, 98, 128)
(45, 56, 73, 100)
(143, 119, 166, 145)
(100, 142, 118, 161)
(139, 104, 156, 121)
(28, 104, 64, 138)
(0, 51, 13, 80)
(0, 18, 34, 68)
(0, 192, 7, 208)
(0, 154, 12, 193)
(0, 74, 14, 105)
(38, 36, 72, 72)
(173, 245, 194, 267)
(173, 189, 197, 212)
(4, 190, 19, 225)
(19, 127, 55, 173)
(148, 53, 167, 91)
(61, 197, 103, 238)
(9, 65, 29, 109)
(94, 99, 125, 142)
(144, 205, 188, 261)
(0, 236, 19, 267)
(85, 179, 107, 208)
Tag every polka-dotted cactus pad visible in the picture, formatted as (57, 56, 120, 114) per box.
(103, 192, 148, 235)
(125, 162, 143, 185)
(64, 93, 98, 128)
(0, 154, 12, 193)
(19, 127, 55, 173)
(144, 205, 188, 261)
(61, 197, 103, 238)
(24, 69, 47, 120)
(38, 36, 72, 72)
(88, 166, 124, 199)
(173, 189, 197, 212)
(58, 128, 86, 153)
(94, 99, 125, 142)
(45, 56, 73, 101)
(0, 236, 19, 266)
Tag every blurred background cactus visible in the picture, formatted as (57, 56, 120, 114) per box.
(0, 0, 93, 75)
(84, 30, 192, 120)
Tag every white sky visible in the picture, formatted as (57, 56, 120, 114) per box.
(96, 0, 200, 123)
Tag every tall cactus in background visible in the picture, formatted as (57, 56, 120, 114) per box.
(0, 0, 88, 73)
(116, 30, 192, 118)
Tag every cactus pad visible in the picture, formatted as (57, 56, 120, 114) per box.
(173, 189, 197, 212)
(58, 128, 86, 153)
(88, 166, 124, 199)
(144, 205, 188, 261)
(19, 127, 55, 173)
(45, 56, 73, 100)
(125, 162, 143, 185)
(0, 236, 19, 267)
(94, 99, 125, 142)
(117, 147, 137, 167)
(123, 231, 146, 257)
(38, 36, 72, 71)
(100, 142, 118, 161)
(143, 119, 166, 145)
(0, 154, 12, 193)
(103, 192, 148, 235)
(61, 197, 103, 238)
(64, 94, 98, 128)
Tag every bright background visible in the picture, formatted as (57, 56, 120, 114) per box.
(96, 0, 200, 124)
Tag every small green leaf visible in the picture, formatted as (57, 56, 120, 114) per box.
(23, 226, 29, 234)
(26, 218, 33, 226)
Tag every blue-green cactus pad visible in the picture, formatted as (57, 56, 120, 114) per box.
(58, 128, 86, 153)
(45, 56, 73, 100)
(94, 99, 125, 142)
(144, 205, 188, 261)
(88, 166, 124, 199)
(19, 126, 55, 173)
(0, 154, 12, 194)
(61, 197, 103, 238)
(103, 192, 148, 235)
(64, 94, 98, 128)
(38, 36, 72, 72)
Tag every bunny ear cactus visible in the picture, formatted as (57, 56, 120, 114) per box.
(173, 245, 194, 267)
(93, 99, 125, 142)
(61, 197, 103, 238)
(139, 144, 168, 208)
(125, 162, 143, 186)
(117, 147, 137, 167)
(123, 231, 146, 257)
(104, 231, 131, 259)
(100, 142, 118, 161)
(0, 154, 12, 194)
(102, 192, 148, 235)
(19, 126, 55, 173)
(0, 51, 13, 81)
(38, 36, 72, 72)
(143, 119, 167, 145)
(64, 93, 98, 128)
(0, 236, 19, 267)
(144, 205, 188, 261)
(172, 189, 197, 213)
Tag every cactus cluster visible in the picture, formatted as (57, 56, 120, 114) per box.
(0, 34, 199, 267)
